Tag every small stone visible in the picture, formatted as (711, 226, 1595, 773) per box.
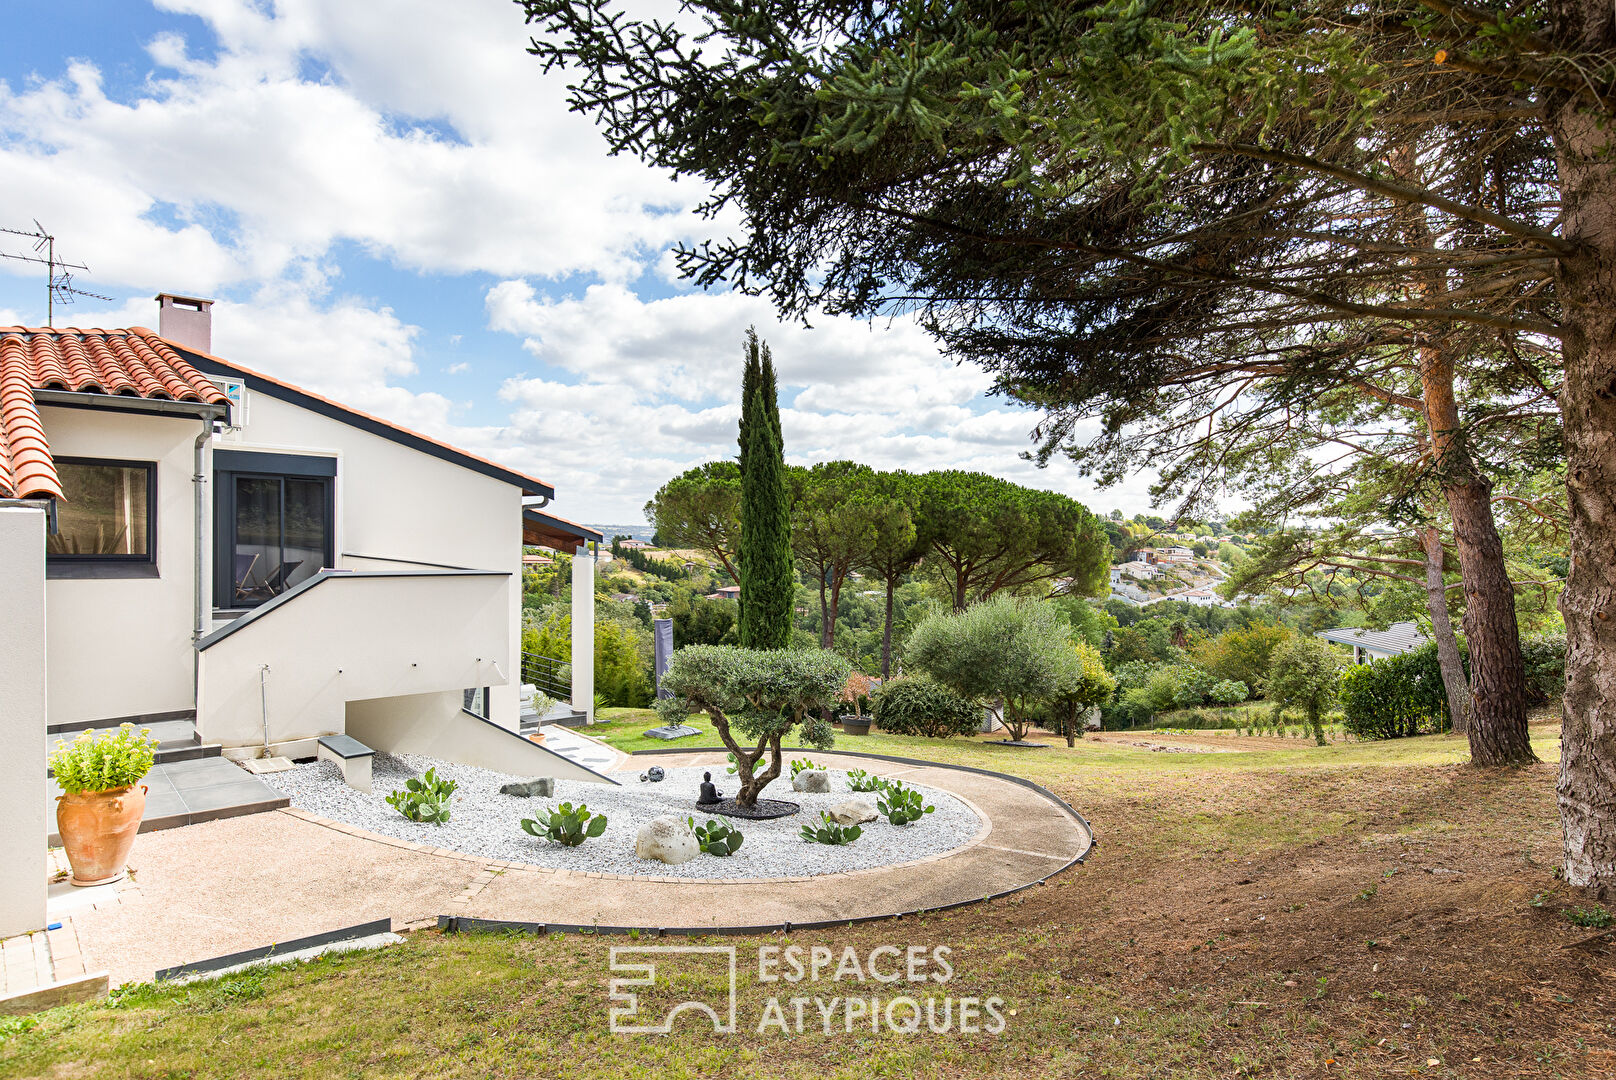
(635, 815, 700, 865)
(499, 778, 555, 798)
(828, 798, 877, 825)
(792, 770, 830, 793)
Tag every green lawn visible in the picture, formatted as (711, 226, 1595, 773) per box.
(587, 707, 1563, 778)
(3, 716, 1603, 1079)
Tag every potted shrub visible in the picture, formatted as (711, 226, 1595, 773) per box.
(49, 723, 159, 886)
(838, 672, 875, 735)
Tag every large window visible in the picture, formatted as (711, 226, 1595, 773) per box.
(48, 459, 155, 562)
(214, 451, 335, 608)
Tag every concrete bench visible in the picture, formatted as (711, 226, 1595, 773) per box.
(317, 734, 375, 793)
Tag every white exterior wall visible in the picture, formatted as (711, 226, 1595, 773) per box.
(39, 407, 205, 727)
(34, 381, 533, 740)
(217, 390, 526, 730)
(346, 692, 613, 784)
(0, 507, 48, 936)
(197, 572, 511, 753)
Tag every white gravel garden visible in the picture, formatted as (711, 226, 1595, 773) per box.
(264, 753, 984, 880)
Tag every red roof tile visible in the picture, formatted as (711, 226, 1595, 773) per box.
(0, 327, 227, 498)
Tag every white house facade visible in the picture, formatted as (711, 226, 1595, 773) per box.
(0, 296, 607, 934)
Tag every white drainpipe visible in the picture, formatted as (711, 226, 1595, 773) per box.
(192, 419, 212, 731)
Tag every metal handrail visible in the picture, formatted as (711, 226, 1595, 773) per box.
(521, 651, 572, 701)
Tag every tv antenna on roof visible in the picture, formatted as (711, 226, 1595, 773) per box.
(0, 221, 115, 327)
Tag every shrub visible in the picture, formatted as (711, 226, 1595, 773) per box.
(1208, 679, 1249, 705)
(1267, 638, 1344, 745)
(789, 758, 823, 779)
(1338, 642, 1454, 740)
(49, 723, 159, 794)
(906, 594, 1083, 741)
(1192, 623, 1294, 696)
(1520, 633, 1567, 704)
(522, 802, 608, 846)
(877, 781, 935, 825)
(872, 678, 983, 739)
(846, 768, 885, 793)
(660, 645, 851, 806)
(688, 817, 745, 856)
(385, 767, 458, 825)
(800, 812, 862, 845)
(1049, 640, 1117, 745)
(1113, 686, 1159, 728)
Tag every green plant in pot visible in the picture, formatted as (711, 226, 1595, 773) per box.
(49, 724, 160, 886)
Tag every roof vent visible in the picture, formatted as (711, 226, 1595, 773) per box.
(155, 293, 214, 354)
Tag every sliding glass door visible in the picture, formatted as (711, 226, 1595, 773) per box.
(214, 452, 335, 609)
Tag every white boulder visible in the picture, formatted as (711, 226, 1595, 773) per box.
(792, 770, 831, 793)
(828, 798, 878, 826)
(635, 815, 700, 865)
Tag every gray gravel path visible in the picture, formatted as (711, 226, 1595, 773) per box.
(262, 754, 983, 879)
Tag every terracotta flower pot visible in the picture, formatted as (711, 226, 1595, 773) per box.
(56, 784, 146, 887)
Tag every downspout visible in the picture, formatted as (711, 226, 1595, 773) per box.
(192, 419, 211, 717)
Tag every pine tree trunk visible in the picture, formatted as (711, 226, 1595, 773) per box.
(1550, 52, 1616, 892)
(1420, 351, 1535, 765)
(1443, 482, 1534, 763)
(881, 575, 896, 679)
(1420, 526, 1472, 735)
(1393, 146, 1530, 762)
(817, 568, 832, 648)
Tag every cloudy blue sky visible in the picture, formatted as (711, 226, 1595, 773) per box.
(0, 0, 1141, 524)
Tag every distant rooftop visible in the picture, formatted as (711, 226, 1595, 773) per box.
(1316, 621, 1429, 656)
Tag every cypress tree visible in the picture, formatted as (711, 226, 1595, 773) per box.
(738, 374, 794, 650)
(738, 328, 763, 461)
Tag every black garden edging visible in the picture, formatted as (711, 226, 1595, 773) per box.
(154, 918, 393, 982)
(437, 748, 1096, 941)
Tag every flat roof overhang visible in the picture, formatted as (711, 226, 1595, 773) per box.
(523, 507, 603, 550)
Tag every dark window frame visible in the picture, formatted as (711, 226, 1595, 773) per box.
(213, 459, 336, 609)
(47, 456, 158, 565)
(462, 687, 491, 720)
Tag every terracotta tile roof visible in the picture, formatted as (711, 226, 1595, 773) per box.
(0, 327, 227, 498)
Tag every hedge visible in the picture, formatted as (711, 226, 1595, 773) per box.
(872, 678, 984, 739)
(1338, 642, 1455, 740)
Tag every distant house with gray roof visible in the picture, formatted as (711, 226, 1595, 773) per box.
(1315, 621, 1430, 664)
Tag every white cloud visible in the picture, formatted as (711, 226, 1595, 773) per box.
(485, 281, 1151, 519)
(0, 0, 702, 291)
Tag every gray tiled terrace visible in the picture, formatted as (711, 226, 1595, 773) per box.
(45, 721, 289, 845)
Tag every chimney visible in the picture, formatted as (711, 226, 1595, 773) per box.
(155, 293, 214, 354)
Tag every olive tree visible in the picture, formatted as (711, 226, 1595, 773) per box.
(1266, 638, 1346, 747)
(905, 594, 1080, 744)
(658, 645, 851, 806)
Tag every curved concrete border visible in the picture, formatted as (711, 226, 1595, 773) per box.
(631, 745, 1098, 849)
